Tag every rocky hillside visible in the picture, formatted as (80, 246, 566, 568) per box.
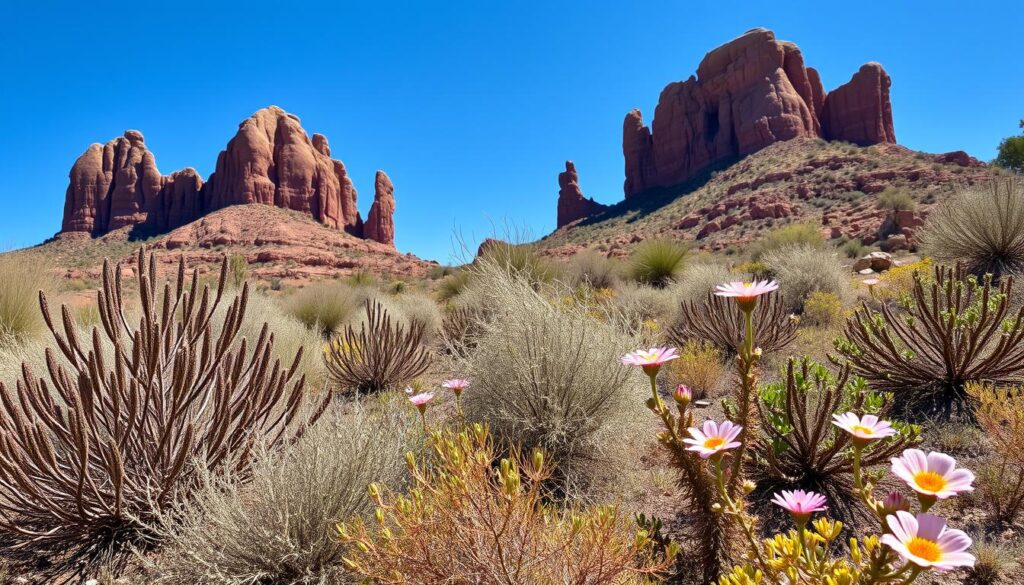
(60, 106, 398, 248)
(541, 138, 993, 258)
(32, 204, 432, 284)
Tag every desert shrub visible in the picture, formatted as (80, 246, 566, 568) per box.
(669, 261, 736, 305)
(663, 340, 724, 399)
(762, 244, 851, 312)
(840, 238, 869, 259)
(566, 249, 620, 289)
(608, 282, 676, 337)
(0, 252, 323, 579)
(479, 241, 557, 286)
(337, 424, 674, 584)
(460, 262, 646, 496)
(995, 130, 1024, 172)
(966, 539, 1019, 585)
(969, 382, 1024, 524)
(346, 270, 377, 287)
(286, 281, 359, 336)
(919, 180, 1024, 279)
(389, 290, 443, 341)
(753, 359, 916, 525)
(628, 238, 688, 287)
(244, 294, 329, 391)
(875, 258, 933, 302)
(801, 290, 844, 327)
(437, 269, 471, 301)
(152, 401, 413, 585)
(228, 253, 248, 288)
(440, 304, 489, 358)
(752, 223, 826, 259)
(876, 186, 916, 212)
(0, 254, 51, 346)
(668, 291, 798, 356)
(323, 299, 431, 394)
(834, 265, 1024, 417)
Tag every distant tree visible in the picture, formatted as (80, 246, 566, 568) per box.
(995, 119, 1024, 173)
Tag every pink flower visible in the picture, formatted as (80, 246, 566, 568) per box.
(771, 489, 828, 522)
(408, 392, 434, 412)
(442, 379, 471, 396)
(862, 278, 881, 287)
(881, 511, 974, 571)
(832, 412, 897, 445)
(891, 449, 975, 500)
(673, 384, 692, 406)
(683, 420, 742, 459)
(714, 280, 780, 299)
(620, 347, 679, 374)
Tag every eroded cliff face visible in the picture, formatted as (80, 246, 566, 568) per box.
(60, 106, 394, 245)
(364, 170, 396, 248)
(621, 28, 896, 198)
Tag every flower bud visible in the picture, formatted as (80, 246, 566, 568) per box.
(711, 502, 723, 513)
(673, 384, 692, 407)
(881, 491, 911, 515)
(742, 480, 756, 494)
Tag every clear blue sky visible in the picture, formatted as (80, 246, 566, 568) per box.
(1, 1, 1022, 263)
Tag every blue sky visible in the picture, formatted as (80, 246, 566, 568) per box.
(1, 1, 1022, 263)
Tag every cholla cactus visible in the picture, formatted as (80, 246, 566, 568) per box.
(337, 424, 675, 583)
(0, 251, 323, 580)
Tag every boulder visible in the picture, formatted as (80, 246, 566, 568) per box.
(852, 251, 895, 272)
(820, 63, 896, 146)
(556, 161, 608, 227)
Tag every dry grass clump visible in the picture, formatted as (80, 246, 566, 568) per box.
(966, 539, 1020, 585)
(0, 253, 52, 346)
(752, 222, 827, 259)
(0, 252, 323, 580)
(669, 261, 736, 305)
(479, 240, 558, 285)
(607, 282, 676, 337)
(286, 280, 360, 336)
(337, 424, 674, 584)
(151, 400, 414, 585)
(662, 340, 725, 399)
(459, 260, 647, 497)
(762, 244, 851, 312)
(628, 239, 688, 287)
(919, 180, 1024, 279)
(566, 249, 621, 289)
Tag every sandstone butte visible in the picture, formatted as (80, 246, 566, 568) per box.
(59, 106, 396, 248)
(556, 28, 898, 228)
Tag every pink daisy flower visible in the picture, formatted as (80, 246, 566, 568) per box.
(683, 420, 742, 459)
(881, 511, 974, 571)
(771, 489, 828, 522)
(714, 280, 779, 300)
(832, 412, 897, 445)
(442, 379, 471, 396)
(862, 278, 881, 287)
(891, 449, 975, 500)
(620, 347, 679, 374)
(408, 392, 434, 411)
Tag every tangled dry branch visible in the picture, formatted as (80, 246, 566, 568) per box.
(668, 291, 798, 356)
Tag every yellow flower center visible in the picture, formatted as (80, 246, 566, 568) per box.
(906, 537, 942, 563)
(851, 425, 874, 435)
(913, 471, 947, 493)
(704, 437, 726, 450)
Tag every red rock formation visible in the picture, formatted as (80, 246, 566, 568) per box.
(201, 106, 363, 234)
(364, 170, 396, 247)
(556, 161, 608, 227)
(62, 131, 203, 235)
(59, 106, 404, 247)
(821, 63, 896, 146)
(622, 28, 896, 198)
